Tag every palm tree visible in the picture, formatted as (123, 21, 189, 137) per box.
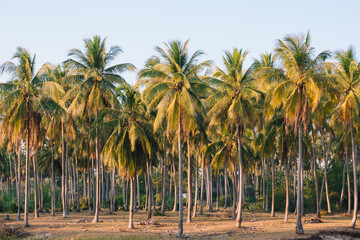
(208, 48, 259, 227)
(331, 46, 360, 228)
(139, 40, 211, 237)
(102, 84, 155, 229)
(263, 32, 330, 234)
(65, 35, 135, 222)
(0, 48, 62, 227)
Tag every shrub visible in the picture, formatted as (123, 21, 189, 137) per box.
(5, 201, 17, 214)
(219, 195, 231, 207)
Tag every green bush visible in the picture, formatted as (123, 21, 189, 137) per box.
(0, 200, 4, 213)
(219, 195, 231, 207)
(80, 198, 89, 211)
(115, 194, 124, 210)
(5, 201, 18, 214)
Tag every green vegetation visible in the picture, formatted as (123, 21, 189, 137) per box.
(0, 32, 359, 237)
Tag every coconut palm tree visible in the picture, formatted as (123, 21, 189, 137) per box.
(0, 47, 63, 227)
(65, 35, 135, 222)
(331, 46, 360, 228)
(262, 32, 330, 234)
(102, 84, 155, 229)
(139, 40, 211, 237)
(208, 48, 259, 227)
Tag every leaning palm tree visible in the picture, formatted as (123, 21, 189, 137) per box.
(138, 40, 211, 237)
(208, 48, 259, 228)
(331, 46, 360, 228)
(261, 32, 330, 234)
(65, 35, 135, 222)
(0, 48, 63, 227)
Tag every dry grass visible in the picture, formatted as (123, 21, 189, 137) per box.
(0, 209, 358, 239)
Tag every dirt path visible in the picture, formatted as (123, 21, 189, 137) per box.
(1, 210, 359, 239)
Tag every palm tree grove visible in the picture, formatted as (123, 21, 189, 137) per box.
(1, 32, 360, 239)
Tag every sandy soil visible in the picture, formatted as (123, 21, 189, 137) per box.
(0, 209, 359, 239)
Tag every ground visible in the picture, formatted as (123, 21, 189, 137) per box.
(1, 209, 359, 239)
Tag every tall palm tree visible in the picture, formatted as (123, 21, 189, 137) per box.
(263, 32, 330, 234)
(208, 48, 259, 227)
(65, 35, 135, 222)
(331, 46, 360, 228)
(102, 84, 155, 229)
(0, 48, 62, 227)
(139, 40, 211, 237)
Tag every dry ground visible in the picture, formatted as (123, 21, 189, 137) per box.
(1, 209, 359, 239)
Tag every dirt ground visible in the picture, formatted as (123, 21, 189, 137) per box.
(1, 209, 360, 239)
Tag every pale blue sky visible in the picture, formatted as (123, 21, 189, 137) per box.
(1, 0, 359, 84)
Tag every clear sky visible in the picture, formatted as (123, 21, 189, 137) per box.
(1, 0, 359, 84)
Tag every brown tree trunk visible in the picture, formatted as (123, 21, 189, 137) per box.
(187, 139, 192, 223)
(128, 177, 135, 229)
(284, 151, 291, 222)
(177, 114, 184, 237)
(193, 155, 199, 217)
(295, 124, 304, 234)
(235, 124, 244, 227)
(33, 154, 39, 218)
(350, 123, 358, 228)
(161, 151, 167, 215)
(346, 145, 351, 215)
(270, 152, 275, 217)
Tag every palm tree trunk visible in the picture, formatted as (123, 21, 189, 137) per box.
(193, 155, 199, 217)
(40, 171, 43, 213)
(24, 104, 30, 227)
(61, 122, 67, 218)
(187, 139, 192, 223)
(161, 151, 167, 215)
(321, 132, 332, 214)
(147, 162, 152, 219)
(235, 125, 244, 227)
(346, 145, 351, 215)
(265, 157, 269, 212)
(177, 113, 184, 238)
(301, 154, 304, 216)
(284, 151, 291, 222)
(14, 152, 19, 217)
(93, 115, 100, 222)
(110, 168, 115, 212)
(173, 160, 178, 212)
(224, 166, 228, 209)
(137, 174, 140, 209)
(65, 133, 70, 215)
(128, 177, 135, 229)
(75, 150, 80, 212)
(295, 124, 304, 234)
(32, 154, 39, 218)
(87, 158, 92, 214)
(311, 132, 320, 217)
(51, 141, 55, 216)
(200, 155, 204, 215)
(232, 166, 237, 219)
(216, 173, 219, 210)
(169, 164, 173, 197)
(270, 152, 275, 217)
(8, 153, 14, 199)
(17, 149, 21, 221)
(262, 157, 265, 210)
(156, 166, 159, 207)
(293, 164, 296, 213)
(101, 161, 104, 208)
(340, 157, 347, 209)
(350, 122, 358, 228)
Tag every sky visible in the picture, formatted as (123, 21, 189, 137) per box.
(0, 0, 359, 84)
